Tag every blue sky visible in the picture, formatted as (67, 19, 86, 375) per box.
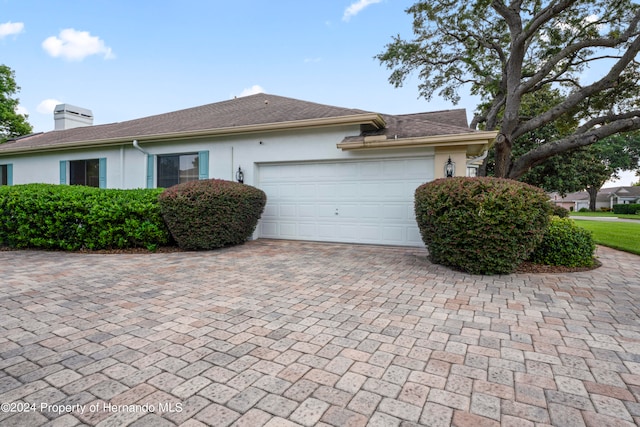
(2, 0, 471, 132)
(1, 0, 636, 186)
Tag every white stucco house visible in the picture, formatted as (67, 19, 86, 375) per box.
(550, 186, 640, 211)
(0, 94, 496, 247)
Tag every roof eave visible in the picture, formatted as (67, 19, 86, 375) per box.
(337, 131, 498, 155)
(0, 113, 386, 156)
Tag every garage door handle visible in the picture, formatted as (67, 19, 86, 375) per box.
(335, 208, 339, 215)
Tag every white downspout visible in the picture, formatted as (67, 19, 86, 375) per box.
(120, 145, 125, 188)
(132, 139, 149, 155)
(132, 140, 150, 187)
(466, 149, 489, 166)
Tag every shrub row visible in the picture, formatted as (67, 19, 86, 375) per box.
(415, 177, 551, 275)
(0, 184, 170, 250)
(613, 203, 640, 214)
(158, 179, 266, 250)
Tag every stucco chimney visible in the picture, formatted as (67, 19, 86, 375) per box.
(54, 104, 94, 130)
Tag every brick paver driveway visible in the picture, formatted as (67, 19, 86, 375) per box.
(1, 240, 640, 427)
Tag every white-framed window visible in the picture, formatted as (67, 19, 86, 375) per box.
(70, 159, 100, 187)
(60, 158, 106, 188)
(157, 153, 199, 188)
(0, 164, 12, 186)
(148, 151, 209, 188)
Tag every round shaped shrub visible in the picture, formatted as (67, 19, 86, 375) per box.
(529, 217, 595, 267)
(158, 179, 266, 250)
(415, 177, 551, 275)
(551, 204, 570, 218)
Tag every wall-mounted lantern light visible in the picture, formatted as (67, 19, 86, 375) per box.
(236, 166, 244, 184)
(445, 157, 455, 178)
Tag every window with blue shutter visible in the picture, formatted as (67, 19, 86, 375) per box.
(198, 150, 209, 180)
(156, 152, 202, 188)
(99, 158, 107, 188)
(0, 164, 12, 186)
(146, 155, 154, 188)
(60, 161, 67, 184)
(61, 158, 104, 187)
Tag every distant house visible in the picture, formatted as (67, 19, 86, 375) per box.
(0, 94, 496, 247)
(550, 186, 640, 211)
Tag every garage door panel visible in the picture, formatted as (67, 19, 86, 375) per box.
(279, 204, 297, 218)
(262, 204, 279, 218)
(358, 225, 381, 241)
(316, 205, 337, 218)
(298, 223, 316, 238)
(317, 184, 338, 198)
(278, 184, 299, 198)
(337, 225, 359, 240)
(359, 183, 383, 198)
(317, 224, 336, 238)
(257, 158, 431, 246)
(337, 204, 361, 219)
(383, 226, 404, 242)
(261, 221, 278, 237)
(383, 205, 406, 220)
(407, 228, 423, 244)
(298, 204, 316, 218)
(358, 204, 382, 219)
(279, 222, 298, 238)
(359, 161, 383, 177)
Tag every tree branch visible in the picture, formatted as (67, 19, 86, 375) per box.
(521, 0, 578, 40)
(520, 11, 640, 96)
(515, 30, 640, 139)
(509, 114, 640, 179)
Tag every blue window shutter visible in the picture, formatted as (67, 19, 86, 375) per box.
(198, 151, 209, 180)
(99, 158, 107, 188)
(6, 164, 12, 186)
(146, 155, 154, 188)
(60, 161, 67, 184)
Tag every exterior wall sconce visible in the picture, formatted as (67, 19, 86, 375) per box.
(445, 156, 455, 178)
(236, 166, 244, 184)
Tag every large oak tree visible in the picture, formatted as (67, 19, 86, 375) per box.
(377, 0, 640, 179)
(0, 65, 32, 143)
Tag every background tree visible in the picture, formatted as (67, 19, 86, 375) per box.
(0, 64, 32, 143)
(377, 0, 640, 179)
(501, 85, 640, 210)
(522, 134, 640, 210)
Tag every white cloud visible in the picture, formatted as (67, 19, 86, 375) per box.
(15, 105, 28, 116)
(304, 57, 322, 63)
(42, 28, 115, 61)
(239, 85, 265, 97)
(342, 0, 382, 22)
(37, 99, 63, 114)
(0, 21, 24, 39)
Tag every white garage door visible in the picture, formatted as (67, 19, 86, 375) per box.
(257, 158, 432, 246)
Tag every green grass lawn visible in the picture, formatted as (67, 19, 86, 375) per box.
(573, 220, 640, 255)
(570, 212, 640, 220)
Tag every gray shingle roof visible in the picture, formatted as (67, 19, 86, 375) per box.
(0, 94, 473, 153)
(555, 186, 640, 203)
(345, 110, 471, 142)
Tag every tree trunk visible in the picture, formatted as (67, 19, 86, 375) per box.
(587, 186, 599, 212)
(493, 134, 512, 178)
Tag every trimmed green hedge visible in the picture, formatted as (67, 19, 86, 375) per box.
(613, 203, 640, 214)
(158, 179, 266, 250)
(529, 217, 595, 267)
(415, 177, 551, 275)
(0, 184, 170, 250)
